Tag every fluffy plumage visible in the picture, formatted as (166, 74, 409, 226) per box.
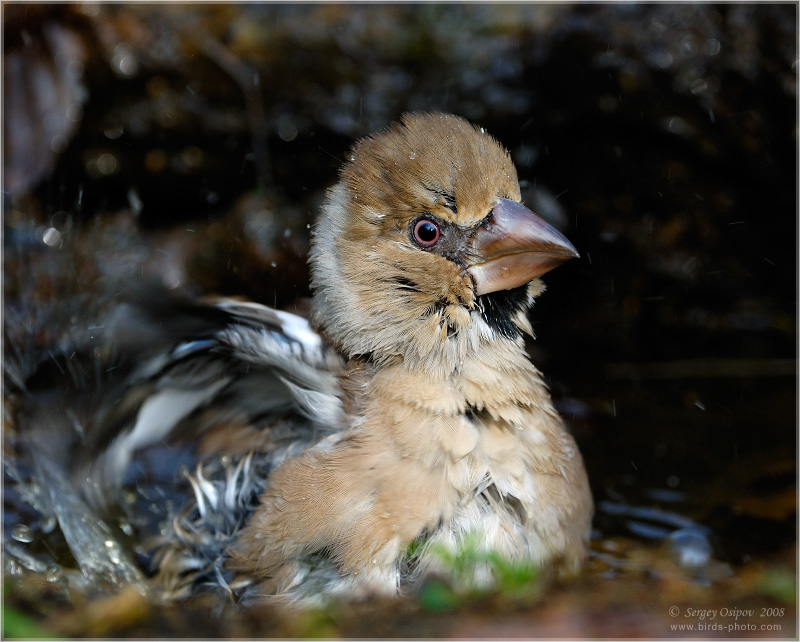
(10, 112, 592, 605)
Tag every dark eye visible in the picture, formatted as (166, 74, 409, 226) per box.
(412, 218, 440, 247)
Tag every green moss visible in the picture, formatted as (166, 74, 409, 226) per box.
(757, 567, 797, 605)
(418, 578, 464, 612)
(412, 532, 544, 606)
(2, 603, 57, 640)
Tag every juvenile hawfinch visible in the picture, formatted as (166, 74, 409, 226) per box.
(14, 112, 592, 605)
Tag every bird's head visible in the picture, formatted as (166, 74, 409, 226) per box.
(310, 112, 577, 375)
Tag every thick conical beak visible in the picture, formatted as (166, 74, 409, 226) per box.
(467, 198, 579, 296)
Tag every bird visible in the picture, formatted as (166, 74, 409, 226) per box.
(8, 112, 592, 606)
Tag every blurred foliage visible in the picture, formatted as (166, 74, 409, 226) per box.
(758, 568, 798, 606)
(2, 600, 58, 640)
(413, 531, 544, 604)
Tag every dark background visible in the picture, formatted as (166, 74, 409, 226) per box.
(3, 4, 796, 638)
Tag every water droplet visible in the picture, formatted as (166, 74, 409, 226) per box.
(409, 152, 416, 160)
(40, 516, 57, 534)
(66, 59, 84, 80)
(12, 524, 34, 543)
(278, 120, 298, 142)
(50, 135, 68, 154)
(96, 153, 118, 175)
(119, 519, 134, 537)
(104, 124, 124, 140)
(46, 564, 63, 583)
(654, 50, 673, 69)
(113, 44, 138, 76)
(669, 528, 712, 569)
(42, 227, 61, 246)
(116, 55, 137, 75)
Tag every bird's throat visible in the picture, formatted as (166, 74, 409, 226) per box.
(475, 284, 533, 339)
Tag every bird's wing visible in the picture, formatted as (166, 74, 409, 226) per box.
(16, 294, 344, 511)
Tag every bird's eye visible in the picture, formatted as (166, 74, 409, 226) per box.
(412, 218, 441, 247)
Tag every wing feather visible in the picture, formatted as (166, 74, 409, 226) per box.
(11, 292, 345, 587)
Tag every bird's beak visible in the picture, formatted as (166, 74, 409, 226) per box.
(467, 198, 579, 296)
